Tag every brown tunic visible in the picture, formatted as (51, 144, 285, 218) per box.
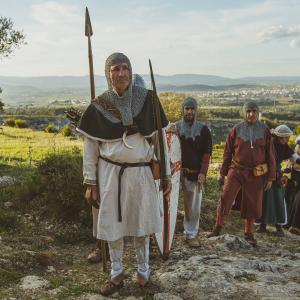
(217, 121, 276, 221)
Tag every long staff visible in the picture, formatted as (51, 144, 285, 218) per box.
(85, 7, 107, 272)
(149, 60, 170, 259)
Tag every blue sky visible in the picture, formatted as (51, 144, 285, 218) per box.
(0, 0, 300, 77)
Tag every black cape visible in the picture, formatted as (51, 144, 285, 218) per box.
(77, 90, 168, 141)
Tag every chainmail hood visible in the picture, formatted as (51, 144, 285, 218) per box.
(176, 97, 203, 141)
(236, 121, 266, 148)
(242, 101, 259, 120)
(100, 53, 147, 126)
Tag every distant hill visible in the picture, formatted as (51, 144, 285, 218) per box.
(0, 74, 299, 104)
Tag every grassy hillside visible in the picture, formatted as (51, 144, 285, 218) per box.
(0, 127, 82, 172)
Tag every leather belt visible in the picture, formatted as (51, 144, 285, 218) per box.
(99, 155, 151, 222)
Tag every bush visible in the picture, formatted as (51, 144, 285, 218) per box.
(44, 123, 58, 133)
(0, 171, 39, 211)
(260, 117, 278, 129)
(35, 151, 87, 221)
(61, 125, 73, 137)
(14, 119, 29, 128)
(3, 118, 15, 127)
(0, 210, 20, 229)
(294, 124, 300, 135)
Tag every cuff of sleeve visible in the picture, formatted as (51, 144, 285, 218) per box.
(83, 178, 97, 185)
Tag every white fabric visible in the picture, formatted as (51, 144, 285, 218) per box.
(109, 236, 150, 280)
(182, 177, 203, 239)
(83, 132, 171, 241)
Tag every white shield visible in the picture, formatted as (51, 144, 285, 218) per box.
(154, 131, 181, 258)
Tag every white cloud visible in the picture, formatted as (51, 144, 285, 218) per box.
(2, 0, 300, 77)
(290, 38, 300, 48)
(257, 25, 300, 42)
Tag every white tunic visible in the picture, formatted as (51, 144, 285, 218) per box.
(83, 133, 167, 241)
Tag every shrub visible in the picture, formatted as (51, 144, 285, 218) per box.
(260, 117, 278, 129)
(0, 171, 39, 211)
(61, 125, 73, 137)
(3, 118, 15, 127)
(35, 151, 88, 221)
(0, 210, 20, 229)
(14, 119, 29, 128)
(44, 123, 58, 133)
(294, 124, 300, 135)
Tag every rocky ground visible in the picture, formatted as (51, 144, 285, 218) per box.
(1, 217, 300, 300)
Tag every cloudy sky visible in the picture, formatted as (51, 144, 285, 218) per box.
(1, 0, 300, 77)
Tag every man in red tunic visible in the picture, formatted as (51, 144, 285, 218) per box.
(208, 102, 276, 245)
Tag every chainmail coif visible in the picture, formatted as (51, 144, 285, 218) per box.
(95, 52, 147, 126)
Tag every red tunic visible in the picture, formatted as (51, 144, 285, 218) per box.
(217, 121, 276, 221)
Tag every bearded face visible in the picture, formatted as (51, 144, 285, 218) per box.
(244, 107, 259, 124)
(183, 106, 196, 124)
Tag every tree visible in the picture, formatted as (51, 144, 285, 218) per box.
(0, 17, 26, 112)
(0, 88, 3, 113)
(0, 16, 26, 59)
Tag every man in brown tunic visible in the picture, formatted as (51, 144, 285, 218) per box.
(208, 102, 276, 245)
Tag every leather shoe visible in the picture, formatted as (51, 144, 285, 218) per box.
(100, 273, 124, 296)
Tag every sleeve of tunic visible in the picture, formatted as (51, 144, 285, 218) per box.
(265, 128, 276, 181)
(200, 126, 212, 175)
(220, 128, 235, 177)
(83, 137, 100, 185)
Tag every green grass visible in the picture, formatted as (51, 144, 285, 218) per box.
(0, 126, 82, 170)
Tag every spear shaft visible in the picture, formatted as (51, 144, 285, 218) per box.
(87, 35, 95, 100)
(85, 7, 107, 272)
(149, 59, 169, 259)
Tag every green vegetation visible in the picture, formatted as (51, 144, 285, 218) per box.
(0, 93, 299, 297)
(0, 16, 26, 59)
(61, 125, 73, 137)
(0, 127, 82, 168)
(3, 118, 16, 127)
(44, 123, 58, 133)
(0, 99, 4, 112)
(15, 119, 29, 128)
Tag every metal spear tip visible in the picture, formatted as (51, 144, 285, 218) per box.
(85, 7, 93, 36)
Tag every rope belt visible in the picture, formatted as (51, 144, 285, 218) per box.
(99, 155, 151, 222)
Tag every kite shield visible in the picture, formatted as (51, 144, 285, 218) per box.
(154, 130, 181, 258)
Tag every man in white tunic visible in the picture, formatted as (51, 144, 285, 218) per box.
(176, 97, 212, 247)
(77, 53, 171, 295)
(86, 73, 148, 264)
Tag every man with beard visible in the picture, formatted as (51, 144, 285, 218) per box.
(77, 53, 171, 295)
(208, 102, 276, 246)
(176, 97, 212, 247)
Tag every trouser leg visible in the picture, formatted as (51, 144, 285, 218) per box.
(216, 172, 242, 226)
(183, 178, 203, 239)
(108, 238, 124, 279)
(134, 236, 150, 280)
(245, 219, 255, 234)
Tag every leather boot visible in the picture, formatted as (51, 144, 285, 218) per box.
(275, 224, 284, 237)
(256, 223, 269, 233)
(100, 273, 124, 296)
(207, 225, 222, 238)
